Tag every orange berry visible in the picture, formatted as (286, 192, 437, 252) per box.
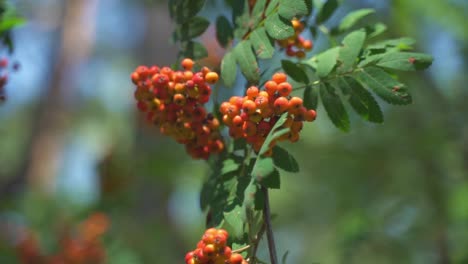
(255, 95, 269, 109)
(303, 40, 313, 50)
(173, 94, 186, 106)
(272, 72, 287, 84)
(242, 100, 257, 115)
(131, 72, 140, 84)
(265, 81, 278, 95)
(205, 72, 219, 84)
(304, 109, 316, 121)
(181, 58, 194, 70)
(232, 115, 243, 127)
(277, 82, 292, 97)
(288, 97, 303, 112)
(229, 96, 244, 108)
(273, 97, 289, 114)
(222, 115, 233, 126)
(220, 102, 231, 115)
(289, 131, 300, 142)
(229, 253, 244, 264)
(203, 244, 216, 256)
(246, 86, 259, 99)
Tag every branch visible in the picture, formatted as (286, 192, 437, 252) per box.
(262, 186, 278, 264)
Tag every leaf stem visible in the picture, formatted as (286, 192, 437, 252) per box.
(262, 186, 278, 264)
(232, 245, 251, 253)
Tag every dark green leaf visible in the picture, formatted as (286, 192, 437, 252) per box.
(316, 0, 338, 24)
(181, 41, 208, 59)
(251, 0, 268, 27)
(376, 52, 433, 71)
(265, 14, 295, 40)
(338, 77, 383, 123)
(261, 168, 281, 189)
(272, 146, 299, 173)
(355, 67, 412, 105)
(314, 47, 340, 78)
(177, 17, 209, 40)
(281, 60, 309, 83)
(234, 1, 251, 39)
(170, 0, 206, 23)
(216, 16, 234, 47)
(303, 85, 319, 110)
(250, 27, 275, 59)
(221, 51, 237, 87)
(358, 53, 387, 67)
(243, 179, 258, 210)
(305, 0, 313, 15)
(234, 40, 260, 83)
(278, 0, 308, 20)
(337, 8, 375, 33)
(337, 30, 366, 74)
(320, 82, 350, 131)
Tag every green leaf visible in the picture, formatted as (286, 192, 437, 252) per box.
(252, 157, 275, 181)
(181, 41, 208, 59)
(355, 67, 412, 105)
(265, 14, 295, 40)
(234, 40, 260, 83)
(221, 205, 245, 239)
(368, 37, 416, 51)
(243, 180, 258, 210)
(259, 112, 290, 156)
(338, 77, 383, 123)
(251, 0, 268, 27)
(221, 51, 237, 87)
(177, 16, 209, 40)
(282, 250, 290, 264)
(216, 16, 234, 47)
(316, 0, 338, 24)
(358, 53, 387, 67)
(281, 60, 309, 83)
(250, 27, 275, 59)
(0, 16, 25, 33)
(221, 159, 241, 175)
(278, 0, 309, 20)
(337, 30, 366, 74)
(170, 0, 206, 23)
(320, 82, 350, 131)
(314, 47, 340, 78)
(266, 0, 280, 15)
(303, 85, 319, 110)
(261, 168, 281, 189)
(234, 1, 251, 39)
(272, 146, 299, 173)
(365, 22, 387, 39)
(337, 8, 375, 33)
(376, 52, 433, 71)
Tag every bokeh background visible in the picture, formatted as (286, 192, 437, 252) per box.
(1, 0, 467, 263)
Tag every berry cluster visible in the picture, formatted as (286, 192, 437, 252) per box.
(0, 57, 19, 103)
(220, 73, 316, 156)
(130, 58, 224, 160)
(16, 213, 109, 264)
(185, 228, 248, 264)
(277, 19, 313, 59)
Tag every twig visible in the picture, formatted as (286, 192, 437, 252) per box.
(262, 186, 278, 264)
(232, 245, 251, 253)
